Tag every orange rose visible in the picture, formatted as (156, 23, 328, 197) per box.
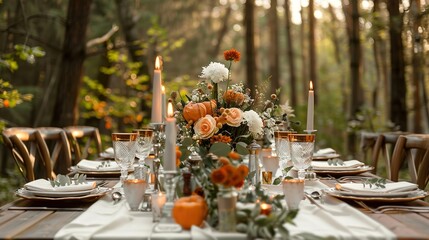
(225, 108, 243, 127)
(193, 115, 218, 139)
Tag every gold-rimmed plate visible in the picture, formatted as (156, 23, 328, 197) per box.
(312, 153, 341, 161)
(314, 166, 374, 176)
(324, 188, 428, 203)
(16, 187, 111, 201)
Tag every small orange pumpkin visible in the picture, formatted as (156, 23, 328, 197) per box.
(182, 102, 207, 123)
(201, 100, 217, 115)
(172, 195, 207, 230)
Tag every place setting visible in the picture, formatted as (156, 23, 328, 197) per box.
(15, 174, 111, 201)
(310, 159, 374, 176)
(324, 179, 428, 202)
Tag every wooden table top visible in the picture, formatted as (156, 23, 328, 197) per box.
(1, 178, 428, 239)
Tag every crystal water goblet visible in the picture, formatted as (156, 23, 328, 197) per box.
(288, 134, 315, 180)
(133, 128, 154, 164)
(112, 133, 138, 184)
(274, 131, 294, 170)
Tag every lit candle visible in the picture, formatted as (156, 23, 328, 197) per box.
(152, 191, 166, 222)
(161, 85, 166, 121)
(306, 81, 314, 131)
(151, 56, 163, 123)
(164, 102, 176, 171)
(260, 203, 272, 215)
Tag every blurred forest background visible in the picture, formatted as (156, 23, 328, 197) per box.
(0, 0, 429, 201)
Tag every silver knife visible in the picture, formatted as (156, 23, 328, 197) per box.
(8, 206, 85, 211)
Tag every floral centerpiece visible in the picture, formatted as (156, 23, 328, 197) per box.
(171, 48, 294, 159)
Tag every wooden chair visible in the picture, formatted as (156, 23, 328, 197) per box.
(359, 131, 380, 165)
(2, 128, 53, 182)
(36, 127, 72, 175)
(371, 132, 408, 179)
(64, 126, 102, 163)
(390, 134, 429, 189)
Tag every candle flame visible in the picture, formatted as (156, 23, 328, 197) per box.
(155, 56, 162, 70)
(309, 81, 313, 91)
(161, 85, 165, 93)
(167, 102, 174, 118)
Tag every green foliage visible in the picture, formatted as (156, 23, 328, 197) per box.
(327, 158, 344, 166)
(49, 174, 88, 187)
(362, 177, 387, 189)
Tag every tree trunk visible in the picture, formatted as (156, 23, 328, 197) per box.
(371, 0, 390, 122)
(328, 3, 347, 113)
(300, 4, 308, 102)
(308, 0, 317, 103)
(115, 0, 151, 117)
(244, 0, 257, 98)
(342, 0, 364, 157)
(51, 0, 92, 127)
(284, 0, 297, 107)
(269, 0, 280, 96)
(387, 0, 407, 131)
(410, 0, 423, 132)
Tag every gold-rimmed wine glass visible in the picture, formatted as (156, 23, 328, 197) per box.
(288, 133, 315, 180)
(112, 133, 138, 184)
(133, 128, 154, 164)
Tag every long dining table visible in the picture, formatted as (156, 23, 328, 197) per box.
(1, 175, 429, 240)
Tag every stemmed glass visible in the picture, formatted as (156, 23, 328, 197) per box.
(112, 133, 138, 184)
(288, 134, 315, 180)
(274, 131, 294, 170)
(133, 128, 154, 165)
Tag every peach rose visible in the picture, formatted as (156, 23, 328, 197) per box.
(194, 115, 218, 139)
(225, 108, 243, 127)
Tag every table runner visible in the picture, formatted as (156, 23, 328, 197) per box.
(55, 181, 396, 240)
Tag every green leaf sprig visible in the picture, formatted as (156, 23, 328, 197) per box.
(362, 178, 386, 189)
(327, 159, 344, 166)
(97, 161, 111, 169)
(272, 166, 294, 185)
(49, 174, 87, 187)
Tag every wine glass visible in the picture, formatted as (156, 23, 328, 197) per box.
(288, 134, 315, 180)
(112, 133, 138, 184)
(133, 128, 154, 165)
(274, 131, 294, 171)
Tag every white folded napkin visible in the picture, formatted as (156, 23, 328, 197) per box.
(54, 197, 132, 240)
(311, 160, 364, 170)
(313, 148, 336, 156)
(338, 181, 418, 193)
(77, 159, 120, 171)
(24, 179, 96, 192)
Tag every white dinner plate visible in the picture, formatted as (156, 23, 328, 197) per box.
(324, 188, 428, 203)
(331, 188, 419, 198)
(313, 166, 374, 176)
(16, 187, 111, 201)
(24, 188, 97, 197)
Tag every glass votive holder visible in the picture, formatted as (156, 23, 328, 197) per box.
(260, 203, 272, 215)
(261, 156, 280, 174)
(152, 191, 166, 222)
(262, 171, 273, 184)
(282, 178, 304, 210)
(123, 179, 148, 211)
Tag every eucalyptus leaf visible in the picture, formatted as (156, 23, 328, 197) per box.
(181, 137, 193, 147)
(272, 177, 282, 185)
(235, 142, 249, 155)
(209, 142, 231, 157)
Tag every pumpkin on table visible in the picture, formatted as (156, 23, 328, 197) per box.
(172, 195, 208, 229)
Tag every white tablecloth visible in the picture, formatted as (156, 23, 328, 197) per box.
(55, 181, 395, 240)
